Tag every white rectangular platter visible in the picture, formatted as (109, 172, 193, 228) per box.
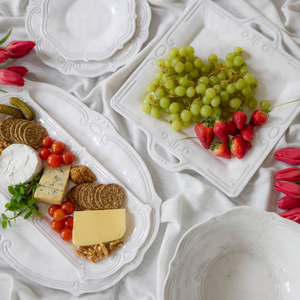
(111, 0, 300, 197)
(0, 91, 151, 281)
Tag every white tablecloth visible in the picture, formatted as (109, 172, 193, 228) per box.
(0, 0, 300, 299)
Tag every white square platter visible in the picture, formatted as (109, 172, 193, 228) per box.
(0, 79, 162, 295)
(110, 0, 300, 197)
(163, 207, 300, 300)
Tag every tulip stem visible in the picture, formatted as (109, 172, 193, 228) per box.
(271, 99, 300, 110)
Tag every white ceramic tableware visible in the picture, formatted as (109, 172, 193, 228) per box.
(111, 0, 300, 197)
(40, 0, 136, 62)
(163, 206, 300, 300)
(0, 80, 161, 295)
(25, 0, 151, 77)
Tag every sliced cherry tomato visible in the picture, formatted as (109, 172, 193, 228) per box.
(42, 136, 54, 148)
(51, 141, 65, 155)
(61, 200, 75, 215)
(61, 151, 74, 165)
(60, 228, 72, 241)
(64, 216, 73, 228)
(51, 219, 64, 232)
(39, 147, 52, 160)
(47, 154, 61, 168)
(48, 204, 60, 217)
(53, 208, 65, 221)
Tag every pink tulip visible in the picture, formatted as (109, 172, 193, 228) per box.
(278, 196, 300, 209)
(274, 167, 300, 182)
(0, 49, 9, 63)
(274, 182, 300, 199)
(0, 69, 24, 86)
(6, 40, 35, 58)
(4, 66, 28, 77)
(275, 148, 300, 166)
(279, 207, 300, 217)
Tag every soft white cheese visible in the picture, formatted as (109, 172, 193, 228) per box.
(0, 144, 43, 185)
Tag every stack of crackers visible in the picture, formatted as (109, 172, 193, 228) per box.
(66, 183, 125, 211)
(0, 117, 48, 149)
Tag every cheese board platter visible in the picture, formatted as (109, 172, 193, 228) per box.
(0, 79, 162, 295)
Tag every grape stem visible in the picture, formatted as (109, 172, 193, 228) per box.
(270, 99, 300, 110)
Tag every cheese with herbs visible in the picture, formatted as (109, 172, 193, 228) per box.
(0, 144, 42, 185)
(73, 209, 126, 246)
(34, 164, 71, 205)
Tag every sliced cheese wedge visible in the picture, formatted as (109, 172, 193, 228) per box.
(73, 209, 126, 246)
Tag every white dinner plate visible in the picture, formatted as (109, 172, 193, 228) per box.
(40, 0, 136, 62)
(25, 0, 151, 77)
(163, 206, 300, 300)
(111, 0, 300, 197)
(0, 79, 162, 295)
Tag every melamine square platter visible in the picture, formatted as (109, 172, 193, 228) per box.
(111, 0, 300, 197)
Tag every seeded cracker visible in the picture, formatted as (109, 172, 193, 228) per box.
(24, 123, 48, 148)
(66, 186, 85, 211)
(75, 183, 91, 209)
(89, 184, 104, 210)
(0, 118, 7, 141)
(18, 121, 32, 144)
(1, 118, 18, 142)
(79, 183, 96, 210)
(10, 119, 23, 143)
(99, 184, 125, 209)
(14, 119, 28, 143)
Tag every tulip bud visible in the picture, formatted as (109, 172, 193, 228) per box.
(6, 40, 35, 58)
(274, 167, 300, 182)
(279, 207, 300, 217)
(275, 148, 300, 166)
(4, 66, 28, 77)
(274, 181, 300, 199)
(0, 69, 24, 86)
(278, 196, 300, 209)
(0, 49, 9, 63)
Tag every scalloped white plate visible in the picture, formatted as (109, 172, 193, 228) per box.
(0, 79, 161, 295)
(40, 0, 136, 62)
(25, 0, 151, 77)
(163, 207, 300, 300)
(111, 0, 300, 198)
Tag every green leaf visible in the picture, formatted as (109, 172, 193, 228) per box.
(27, 198, 36, 207)
(0, 29, 12, 45)
(2, 221, 7, 229)
(20, 186, 24, 195)
(16, 195, 23, 203)
(24, 211, 32, 219)
(0, 89, 7, 93)
(8, 220, 11, 228)
(30, 206, 41, 217)
(8, 186, 17, 196)
(1, 213, 8, 221)
(5, 203, 11, 209)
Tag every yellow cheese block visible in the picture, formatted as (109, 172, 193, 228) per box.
(34, 186, 65, 205)
(39, 164, 71, 191)
(73, 209, 126, 246)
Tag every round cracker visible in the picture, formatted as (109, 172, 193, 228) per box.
(18, 121, 31, 144)
(14, 119, 28, 143)
(66, 186, 85, 211)
(24, 123, 48, 148)
(0, 118, 18, 141)
(99, 184, 125, 209)
(79, 183, 95, 210)
(77, 183, 92, 209)
(88, 184, 104, 210)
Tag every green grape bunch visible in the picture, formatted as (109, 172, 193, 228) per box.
(141, 45, 260, 131)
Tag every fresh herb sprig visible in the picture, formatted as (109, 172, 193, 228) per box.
(1, 171, 43, 229)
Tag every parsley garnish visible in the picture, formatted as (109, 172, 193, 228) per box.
(1, 171, 43, 229)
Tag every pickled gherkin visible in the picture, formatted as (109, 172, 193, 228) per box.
(9, 97, 35, 120)
(0, 104, 24, 119)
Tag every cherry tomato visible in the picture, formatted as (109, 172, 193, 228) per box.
(64, 216, 73, 228)
(61, 151, 74, 165)
(60, 228, 72, 241)
(51, 219, 64, 232)
(61, 201, 75, 215)
(51, 141, 65, 155)
(47, 154, 61, 168)
(39, 147, 52, 160)
(48, 204, 60, 217)
(42, 136, 54, 148)
(53, 208, 65, 221)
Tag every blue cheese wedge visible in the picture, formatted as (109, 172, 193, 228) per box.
(35, 164, 71, 205)
(0, 144, 42, 185)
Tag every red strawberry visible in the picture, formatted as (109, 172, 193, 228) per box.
(240, 124, 254, 141)
(229, 136, 248, 159)
(194, 122, 214, 149)
(232, 111, 247, 130)
(213, 116, 229, 143)
(226, 120, 239, 136)
(211, 142, 231, 159)
(244, 141, 252, 151)
(250, 109, 269, 126)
